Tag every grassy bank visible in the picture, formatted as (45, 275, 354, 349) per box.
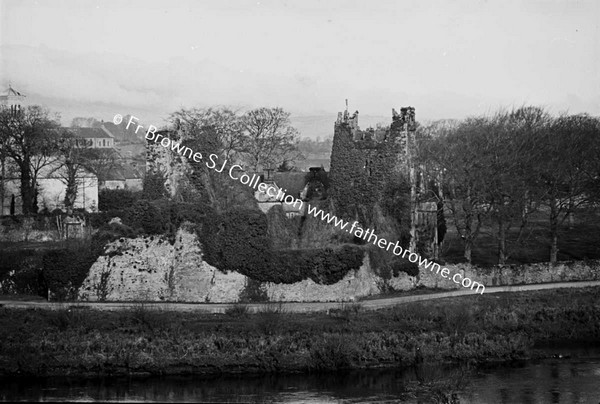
(1, 287, 599, 377)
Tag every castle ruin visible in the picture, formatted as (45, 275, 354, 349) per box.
(328, 106, 416, 224)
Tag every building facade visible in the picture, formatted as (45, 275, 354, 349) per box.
(0, 85, 26, 114)
(1, 159, 99, 215)
(71, 127, 115, 148)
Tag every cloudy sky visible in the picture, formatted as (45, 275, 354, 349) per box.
(1, 0, 599, 131)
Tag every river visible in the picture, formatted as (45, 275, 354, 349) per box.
(1, 347, 599, 403)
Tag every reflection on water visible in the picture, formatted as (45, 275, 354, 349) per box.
(1, 370, 420, 403)
(462, 346, 600, 404)
(1, 348, 600, 403)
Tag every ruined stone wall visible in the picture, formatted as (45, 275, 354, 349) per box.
(78, 226, 247, 302)
(145, 129, 192, 198)
(418, 260, 600, 290)
(77, 226, 600, 303)
(77, 227, 387, 303)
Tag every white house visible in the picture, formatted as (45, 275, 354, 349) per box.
(70, 127, 115, 148)
(1, 159, 99, 215)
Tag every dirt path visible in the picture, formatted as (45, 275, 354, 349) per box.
(1, 280, 600, 313)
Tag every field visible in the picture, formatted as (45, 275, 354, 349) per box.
(442, 208, 600, 266)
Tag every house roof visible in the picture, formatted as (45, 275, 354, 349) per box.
(271, 172, 308, 198)
(101, 121, 141, 142)
(102, 165, 143, 181)
(70, 127, 114, 139)
(1, 85, 25, 97)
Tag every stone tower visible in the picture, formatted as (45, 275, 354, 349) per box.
(328, 105, 416, 225)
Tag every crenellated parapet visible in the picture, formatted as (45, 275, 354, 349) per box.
(392, 106, 416, 131)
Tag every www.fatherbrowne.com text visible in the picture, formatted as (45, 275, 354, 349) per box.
(124, 114, 485, 295)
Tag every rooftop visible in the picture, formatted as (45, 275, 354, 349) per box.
(69, 127, 114, 139)
(0, 85, 25, 98)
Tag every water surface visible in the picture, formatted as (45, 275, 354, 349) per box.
(2, 348, 599, 403)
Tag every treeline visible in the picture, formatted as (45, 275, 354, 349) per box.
(418, 106, 600, 264)
(169, 106, 303, 172)
(297, 136, 333, 157)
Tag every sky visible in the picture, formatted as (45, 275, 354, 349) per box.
(1, 0, 599, 132)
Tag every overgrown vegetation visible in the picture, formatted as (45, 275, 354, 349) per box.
(197, 206, 364, 284)
(1, 287, 598, 377)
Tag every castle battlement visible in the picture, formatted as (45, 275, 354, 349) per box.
(334, 106, 416, 148)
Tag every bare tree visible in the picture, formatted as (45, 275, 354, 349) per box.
(421, 117, 493, 263)
(530, 113, 600, 263)
(0, 129, 7, 215)
(481, 107, 548, 264)
(51, 129, 100, 210)
(169, 107, 246, 160)
(0, 106, 61, 214)
(83, 148, 120, 187)
(241, 107, 303, 172)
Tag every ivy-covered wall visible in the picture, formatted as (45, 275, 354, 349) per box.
(328, 110, 409, 226)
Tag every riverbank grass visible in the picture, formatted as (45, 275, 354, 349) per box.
(1, 287, 599, 376)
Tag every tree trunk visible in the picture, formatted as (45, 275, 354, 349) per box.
(409, 163, 417, 252)
(408, 127, 417, 253)
(64, 164, 78, 209)
(0, 156, 4, 216)
(498, 222, 508, 264)
(549, 199, 559, 264)
(464, 239, 472, 263)
(20, 160, 34, 215)
(462, 190, 473, 263)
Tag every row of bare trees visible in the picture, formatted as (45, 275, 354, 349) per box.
(168, 106, 303, 171)
(0, 106, 118, 214)
(418, 106, 600, 264)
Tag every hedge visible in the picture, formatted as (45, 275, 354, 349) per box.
(98, 189, 142, 211)
(194, 206, 364, 285)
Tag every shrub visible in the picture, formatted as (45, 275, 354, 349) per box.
(91, 222, 139, 256)
(391, 259, 419, 277)
(266, 205, 299, 249)
(42, 242, 98, 301)
(309, 333, 357, 370)
(172, 201, 211, 226)
(198, 207, 271, 274)
(368, 247, 419, 279)
(46, 308, 86, 331)
(256, 302, 286, 334)
(98, 188, 142, 211)
(143, 171, 168, 200)
(130, 199, 169, 235)
(225, 303, 250, 317)
(239, 278, 268, 303)
(87, 208, 135, 229)
(239, 244, 364, 284)
(195, 206, 364, 284)
(0, 250, 46, 296)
